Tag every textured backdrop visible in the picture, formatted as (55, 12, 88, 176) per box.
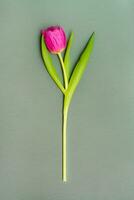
(0, 0, 134, 199)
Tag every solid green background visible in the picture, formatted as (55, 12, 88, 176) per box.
(0, 0, 134, 199)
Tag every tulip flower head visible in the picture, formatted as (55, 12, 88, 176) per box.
(41, 26, 67, 54)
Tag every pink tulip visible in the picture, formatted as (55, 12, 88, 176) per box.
(41, 26, 67, 54)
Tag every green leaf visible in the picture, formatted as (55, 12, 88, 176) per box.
(65, 32, 95, 107)
(64, 32, 74, 80)
(41, 35, 65, 94)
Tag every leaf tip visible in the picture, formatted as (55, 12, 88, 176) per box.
(69, 31, 74, 42)
(88, 32, 95, 45)
(71, 31, 74, 37)
(91, 32, 95, 39)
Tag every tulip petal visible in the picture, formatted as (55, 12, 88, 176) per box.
(41, 35, 65, 94)
(64, 32, 74, 80)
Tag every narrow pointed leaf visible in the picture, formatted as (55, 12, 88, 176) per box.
(64, 32, 74, 80)
(65, 32, 95, 107)
(41, 35, 65, 94)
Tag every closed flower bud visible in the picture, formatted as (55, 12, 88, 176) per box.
(41, 26, 67, 54)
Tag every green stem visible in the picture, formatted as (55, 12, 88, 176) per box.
(58, 53, 68, 89)
(62, 95, 69, 182)
(57, 52, 69, 182)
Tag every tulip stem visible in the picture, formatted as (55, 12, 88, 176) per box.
(58, 53, 68, 89)
(57, 52, 69, 182)
(62, 95, 69, 182)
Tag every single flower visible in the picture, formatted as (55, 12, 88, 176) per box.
(40, 25, 95, 182)
(41, 26, 67, 54)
